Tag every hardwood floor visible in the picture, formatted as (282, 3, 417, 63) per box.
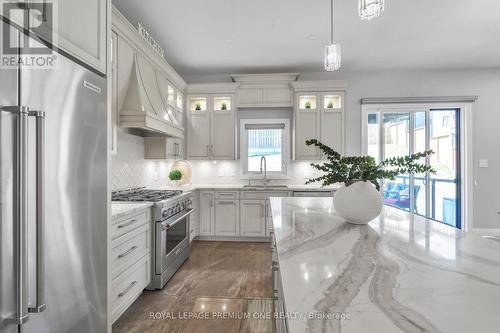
(113, 241, 275, 333)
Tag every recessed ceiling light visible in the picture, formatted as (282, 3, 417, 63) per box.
(307, 34, 318, 40)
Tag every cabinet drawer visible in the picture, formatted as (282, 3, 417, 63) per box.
(111, 209, 150, 240)
(111, 254, 150, 323)
(241, 191, 289, 200)
(215, 191, 239, 199)
(110, 224, 150, 279)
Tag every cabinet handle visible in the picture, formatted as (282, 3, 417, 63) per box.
(117, 219, 137, 229)
(117, 246, 138, 259)
(118, 281, 137, 298)
(217, 201, 234, 205)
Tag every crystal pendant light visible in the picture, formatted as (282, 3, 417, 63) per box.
(324, 44, 341, 71)
(359, 0, 385, 20)
(324, 0, 341, 71)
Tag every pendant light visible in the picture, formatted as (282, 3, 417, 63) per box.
(359, 0, 385, 20)
(324, 0, 341, 71)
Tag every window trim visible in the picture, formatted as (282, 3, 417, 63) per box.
(239, 119, 291, 180)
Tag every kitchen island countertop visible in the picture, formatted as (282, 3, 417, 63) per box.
(270, 196, 500, 333)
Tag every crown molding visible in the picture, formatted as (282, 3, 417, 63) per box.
(290, 80, 350, 91)
(186, 82, 241, 94)
(230, 73, 300, 83)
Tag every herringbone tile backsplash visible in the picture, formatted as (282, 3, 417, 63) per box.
(111, 130, 172, 190)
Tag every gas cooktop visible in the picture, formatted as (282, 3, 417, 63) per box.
(112, 188, 183, 202)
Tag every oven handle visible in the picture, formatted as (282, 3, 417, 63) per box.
(160, 208, 196, 229)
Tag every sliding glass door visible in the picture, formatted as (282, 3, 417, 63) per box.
(365, 107, 461, 228)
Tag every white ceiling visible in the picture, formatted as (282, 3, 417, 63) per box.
(112, 0, 500, 76)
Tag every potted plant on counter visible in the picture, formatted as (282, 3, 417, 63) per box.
(305, 139, 435, 224)
(169, 169, 183, 187)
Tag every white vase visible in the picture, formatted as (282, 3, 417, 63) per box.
(333, 181, 383, 225)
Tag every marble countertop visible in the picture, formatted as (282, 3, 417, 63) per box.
(111, 202, 154, 220)
(157, 183, 340, 192)
(270, 197, 500, 333)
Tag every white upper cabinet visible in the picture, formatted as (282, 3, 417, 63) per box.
(292, 81, 347, 160)
(27, 0, 108, 73)
(187, 96, 211, 159)
(231, 74, 298, 108)
(295, 93, 321, 159)
(186, 83, 239, 160)
(186, 94, 235, 160)
(237, 85, 292, 108)
(212, 96, 235, 160)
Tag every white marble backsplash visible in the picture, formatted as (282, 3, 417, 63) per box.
(111, 131, 323, 190)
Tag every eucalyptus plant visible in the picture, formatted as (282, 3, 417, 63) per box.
(305, 139, 435, 190)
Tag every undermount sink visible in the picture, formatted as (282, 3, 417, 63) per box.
(243, 185, 288, 189)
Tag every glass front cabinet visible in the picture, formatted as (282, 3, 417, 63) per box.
(294, 91, 345, 160)
(186, 94, 235, 160)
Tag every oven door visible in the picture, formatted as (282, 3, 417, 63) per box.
(155, 208, 195, 275)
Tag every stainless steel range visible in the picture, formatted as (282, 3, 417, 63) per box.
(112, 188, 195, 289)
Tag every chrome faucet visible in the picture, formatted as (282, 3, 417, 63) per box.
(260, 156, 269, 185)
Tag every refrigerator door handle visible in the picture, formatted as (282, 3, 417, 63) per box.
(0, 105, 30, 324)
(28, 110, 47, 313)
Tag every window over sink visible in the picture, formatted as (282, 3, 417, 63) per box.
(240, 119, 290, 179)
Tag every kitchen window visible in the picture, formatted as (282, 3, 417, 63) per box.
(240, 119, 290, 179)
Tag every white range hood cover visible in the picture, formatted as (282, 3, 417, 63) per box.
(120, 53, 183, 138)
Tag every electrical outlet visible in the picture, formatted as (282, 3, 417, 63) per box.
(479, 159, 489, 168)
(219, 168, 224, 177)
(230, 169, 236, 177)
(303, 170, 313, 179)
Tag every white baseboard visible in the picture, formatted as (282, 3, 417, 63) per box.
(194, 236, 270, 243)
(470, 228, 500, 236)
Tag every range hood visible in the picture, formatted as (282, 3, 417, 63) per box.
(120, 53, 183, 138)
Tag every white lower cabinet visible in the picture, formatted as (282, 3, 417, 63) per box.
(111, 255, 150, 322)
(195, 190, 289, 239)
(110, 206, 152, 323)
(240, 200, 267, 237)
(199, 191, 215, 236)
(215, 199, 240, 236)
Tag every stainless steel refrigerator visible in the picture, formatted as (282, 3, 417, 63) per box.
(1, 19, 107, 333)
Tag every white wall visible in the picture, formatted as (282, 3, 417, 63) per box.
(185, 68, 500, 229)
